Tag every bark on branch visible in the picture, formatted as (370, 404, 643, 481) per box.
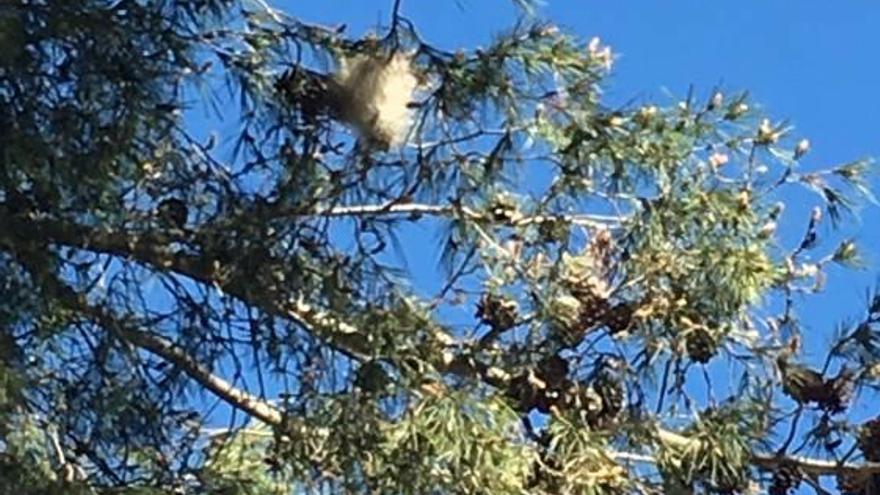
(101, 309, 285, 426)
(0, 237, 288, 428)
(0, 210, 371, 362)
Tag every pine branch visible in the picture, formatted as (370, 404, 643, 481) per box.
(1, 238, 289, 428)
(656, 429, 880, 477)
(285, 201, 622, 228)
(5, 210, 879, 480)
(0, 210, 371, 362)
(100, 310, 286, 426)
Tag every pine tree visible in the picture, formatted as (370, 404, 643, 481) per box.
(1, 0, 879, 493)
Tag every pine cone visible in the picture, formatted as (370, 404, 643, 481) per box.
(354, 360, 391, 393)
(837, 470, 880, 495)
(577, 294, 612, 331)
(568, 278, 607, 304)
(686, 327, 718, 364)
(557, 264, 612, 342)
(858, 417, 880, 462)
(536, 354, 570, 388)
(534, 354, 572, 414)
(567, 382, 604, 425)
(538, 217, 569, 243)
(779, 359, 826, 405)
(535, 384, 568, 414)
(507, 369, 571, 415)
(768, 461, 802, 495)
(275, 67, 338, 122)
(476, 293, 518, 331)
(548, 293, 611, 347)
(820, 367, 855, 414)
(565, 372, 625, 429)
(604, 303, 634, 335)
(506, 373, 539, 413)
(156, 198, 188, 229)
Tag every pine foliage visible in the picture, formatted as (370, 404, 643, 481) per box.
(0, 0, 878, 493)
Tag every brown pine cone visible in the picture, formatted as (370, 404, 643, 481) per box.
(820, 367, 855, 414)
(836, 470, 880, 495)
(476, 293, 518, 331)
(563, 372, 625, 430)
(505, 373, 539, 413)
(537, 217, 570, 243)
(566, 273, 610, 313)
(507, 368, 574, 415)
(567, 382, 604, 426)
(768, 461, 802, 495)
(536, 354, 570, 388)
(577, 295, 612, 330)
(778, 359, 826, 405)
(686, 327, 718, 364)
(535, 384, 569, 415)
(858, 417, 880, 462)
(604, 303, 634, 335)
(156, 197, 188, 229)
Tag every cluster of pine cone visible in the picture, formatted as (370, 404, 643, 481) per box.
(570, 369, 626, 429)
(505, 354, 624, 429)
(505, 354, 571, 415)
(556, 281, 635, 346)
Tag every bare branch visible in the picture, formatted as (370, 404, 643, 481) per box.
(288, 201, 622, 228)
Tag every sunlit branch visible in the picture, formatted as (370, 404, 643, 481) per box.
(105, 313, 286, 426)
(1, 237, 288, 428)
(288, 201, 623, 229)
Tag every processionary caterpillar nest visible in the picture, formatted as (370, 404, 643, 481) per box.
(330, 51, 420, 149)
